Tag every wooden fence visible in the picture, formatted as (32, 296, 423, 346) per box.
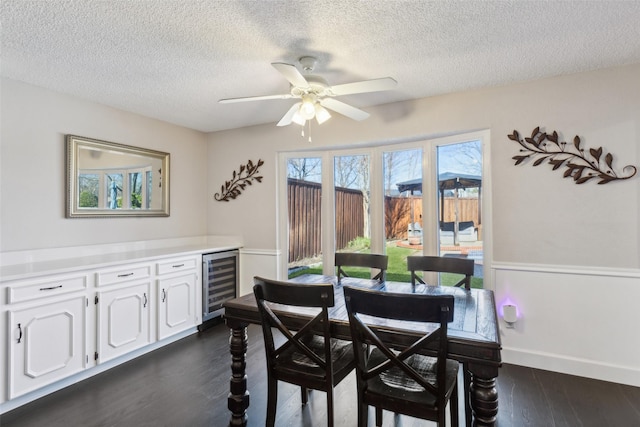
(385, 196, 479, 239)
(385, 196, 422, 239)
(288, 178, 479, 262)
(335, 186, 365, 250)
(288, 179, 364, 263)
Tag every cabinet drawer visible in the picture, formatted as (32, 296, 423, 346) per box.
(97, 264, 151, 287)
(7, 275, 87, 304)
(156, 257, 198, 276)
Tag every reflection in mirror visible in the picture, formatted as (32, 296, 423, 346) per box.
(66, 135, 170, 217)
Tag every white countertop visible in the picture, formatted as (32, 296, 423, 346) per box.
(1, 237, 242, 282)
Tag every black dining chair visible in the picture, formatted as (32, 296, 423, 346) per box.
(335, 252, 388, 283)
(408, 254, 474, 426)
(344, 285, 459, 427)
(407, 255, 474, 291)
(253, 276, 358, 427)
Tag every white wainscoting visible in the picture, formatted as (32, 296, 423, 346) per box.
(227, 250, 640, 387)
(238, 248, 282, 297)
(492, 262, 640, 387)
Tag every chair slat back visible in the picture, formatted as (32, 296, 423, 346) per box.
(407, 255, 474, 290)
(343, 285, 455, 405)
(335, 252, 388, 283)
(253, 277, 334, 374)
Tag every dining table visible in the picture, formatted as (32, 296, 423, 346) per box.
(223, 274, 502, 427)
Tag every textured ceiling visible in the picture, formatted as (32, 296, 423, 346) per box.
(2, 1, 640, 133)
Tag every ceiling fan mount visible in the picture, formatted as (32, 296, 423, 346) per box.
(299, 56, 318, 72)
(219, 56, 397, 127)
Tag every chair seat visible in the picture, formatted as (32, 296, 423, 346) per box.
(275, 336, 357, 383)
(365, 349, 459, 408)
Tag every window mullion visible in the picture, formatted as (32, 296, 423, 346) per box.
(369, 147, 384, 255)
(321, 151, 335, 275)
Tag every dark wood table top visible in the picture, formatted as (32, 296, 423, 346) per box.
(224, 274, 501, 369)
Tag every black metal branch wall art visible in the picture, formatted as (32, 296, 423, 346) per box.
(214, 159, 264, 201)
(507, 127, 637, 185)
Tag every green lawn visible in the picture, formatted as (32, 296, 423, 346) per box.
(288, 245, 483, 288)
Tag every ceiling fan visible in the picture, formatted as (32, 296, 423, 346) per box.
(219, 56, 397, 127)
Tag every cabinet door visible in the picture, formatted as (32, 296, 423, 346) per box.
(8, 295, 87, 399)
(157, 273, 197, 340)
(97, 282, 151, 363)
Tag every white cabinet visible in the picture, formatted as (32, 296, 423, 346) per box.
(157, 273, 197, 340)
(7, 295, 87, 399)
(156, 256, 199, 341)
(1, 245, 219, 410)
(96, 282, 152, 363)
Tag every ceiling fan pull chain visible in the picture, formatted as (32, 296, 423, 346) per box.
(307, 120, 312, 143)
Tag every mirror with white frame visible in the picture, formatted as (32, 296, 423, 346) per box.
(66, 135, 170, 218)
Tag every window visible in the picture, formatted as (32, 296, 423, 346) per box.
(106, 173, 123, 209)
(78, 166, 152, 210)
(78, 173, 100, 208)
(280, 131, 491, 288)
(334, 154, 370, 252)
(383, 148, 423, 281)
(435, 140, 484, 287)
(286, 157, 322, 271)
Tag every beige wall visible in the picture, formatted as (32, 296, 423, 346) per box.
(0, 79, 209, 252)
(207, 63, 640, 269)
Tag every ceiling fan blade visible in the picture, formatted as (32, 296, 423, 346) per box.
(277, 102, 302, 126)
(329, 77, 397, 96)
(319, 98, 370, 121)
(272, 62, 309, 88)
(219, 93, 293, 103)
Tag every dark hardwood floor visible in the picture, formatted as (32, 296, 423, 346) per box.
(2, 321, 639, 426)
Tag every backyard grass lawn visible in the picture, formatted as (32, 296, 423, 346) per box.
(288, 245, 484, 288)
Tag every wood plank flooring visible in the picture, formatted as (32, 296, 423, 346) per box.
(2, 321, 639, 426)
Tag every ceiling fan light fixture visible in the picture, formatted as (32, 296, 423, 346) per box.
(315, 104, 331, 124)
(299, 96, 316, 120)
(291, 111, 306, 126)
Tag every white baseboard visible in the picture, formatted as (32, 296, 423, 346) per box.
(502, 346, 640, 387)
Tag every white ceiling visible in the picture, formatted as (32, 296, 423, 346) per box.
(3, 1, 640, 133)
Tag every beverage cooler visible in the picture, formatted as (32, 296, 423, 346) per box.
(202, 250, 238, 322)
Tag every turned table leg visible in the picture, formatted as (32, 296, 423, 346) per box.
(227, 322, 249, 427)
(469, 373, 499, 426)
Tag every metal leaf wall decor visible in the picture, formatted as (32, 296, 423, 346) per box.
(507, 127, 637, 185)
(214, 159, 264, 201)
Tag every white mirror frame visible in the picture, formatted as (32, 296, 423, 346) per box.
(66, 135, 170, 218)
